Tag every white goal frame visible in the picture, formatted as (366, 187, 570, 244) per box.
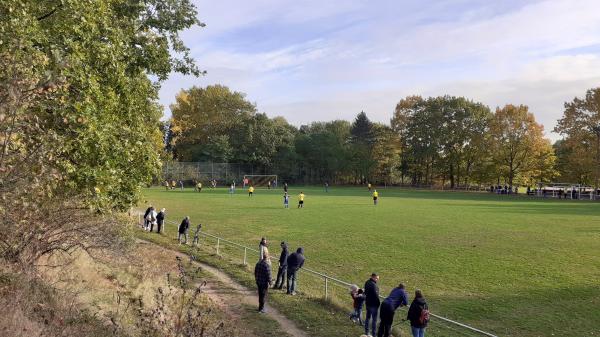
(243, 175, 278, 189)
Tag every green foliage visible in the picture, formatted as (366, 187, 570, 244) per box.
(554, 87, 600, 186)
(0, 0, 202, 264)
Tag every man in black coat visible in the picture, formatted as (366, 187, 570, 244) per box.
(254, 254, 272, 313)
(364, 273, 380, 337)
(143, 205, 152, 228)
(156, 208, 165, 234)
(178, 216, 190, 244)
(286, 247, 305, 295)
(273, 241, 289, 289)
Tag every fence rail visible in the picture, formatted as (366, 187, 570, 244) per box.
(140, 214, 499, 337)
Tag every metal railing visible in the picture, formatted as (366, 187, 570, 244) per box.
(140, 214, 499, 337)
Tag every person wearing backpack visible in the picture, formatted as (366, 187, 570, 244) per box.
(407, 289, 429, 337)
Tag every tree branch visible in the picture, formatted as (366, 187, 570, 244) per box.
(37, 4, 63, 21)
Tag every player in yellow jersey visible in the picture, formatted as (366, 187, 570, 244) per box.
(298, 192, 305, 208)
(372, 189, 378, 205)
(248, 186, 254, 197)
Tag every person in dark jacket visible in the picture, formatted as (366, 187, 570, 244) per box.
(254, 253, 272, 313)
(364, 273, 380, 336)
(143, 205, 152, 228)
(178, 216, 190, 244)
(377, 283, 409, 337)
(286, 247, 305, 295)
(273, 241, 289, 289)
(156, 208, 165, 234)
(407, 289, 429, 337)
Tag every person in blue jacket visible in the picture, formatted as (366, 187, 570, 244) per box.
(377, 283, 409, 337)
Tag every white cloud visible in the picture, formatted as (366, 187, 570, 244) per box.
(160, 0, 600, 140)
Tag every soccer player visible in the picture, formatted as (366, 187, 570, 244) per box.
(249, 185, 254, 197)
(196, 181, 202, 192)
(368, 182, 372, 192)
(298, 192, 305, 208)
(373, 189, 379, 205)
(283, 192, 289, 208)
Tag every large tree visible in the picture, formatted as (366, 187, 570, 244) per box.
(554, 87, 600, 186)
(488, 105, 555, 187)
(169, 85, 256, 161)
(0, 0, 201, 264)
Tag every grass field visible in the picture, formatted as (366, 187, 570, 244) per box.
(141, 186, 600, 337)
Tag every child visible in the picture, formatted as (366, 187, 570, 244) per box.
(196, 181, 202, 192)
(248, 185, 254, 197)
(373, 189, 379, 205)
(192, 224, 202, 246)
(283, 192, 289, 208)
(298, 191, 305, 208)
(349, 285, 365, 324)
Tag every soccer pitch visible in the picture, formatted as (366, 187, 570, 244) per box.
(141, 186, 600, 336)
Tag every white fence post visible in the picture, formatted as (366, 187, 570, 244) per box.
(243, 247, 247, 265)
(324, 277, 328, 300)
(216, 238, 220, 255)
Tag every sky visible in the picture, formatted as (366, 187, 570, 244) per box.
(158, 0, 600, 140)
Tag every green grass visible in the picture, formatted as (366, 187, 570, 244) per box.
(140, 186, 600, 337)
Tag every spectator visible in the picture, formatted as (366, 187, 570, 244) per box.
(349, 285, 365, 324)
(273, 241, 288, 289)
(284, 182, 288, 193)
(254, 253, 272, 313)
(156, 208, 165, 233)
(178, 216, 190, 244)
(378, 283, 409, 337)
(325, 181, 329, 193)
(407, 289, 429, 337)
(143, 205, 152, 228)
(148, 207, 157, 232)
(286, 247, 305, 295)
(364, 273, 380, 337)
(259, 238, 267, 260)
(179, 180, 184, 190)
(192, 224, 202, 246)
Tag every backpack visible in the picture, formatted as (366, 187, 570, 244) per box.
(419, 306, 430, 325)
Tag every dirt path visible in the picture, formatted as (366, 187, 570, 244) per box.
(137, 240, 308, 337)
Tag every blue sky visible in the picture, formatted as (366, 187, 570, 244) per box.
(159, 0, 600, 139)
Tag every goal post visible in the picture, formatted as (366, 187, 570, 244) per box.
(243, 175, 278, 188)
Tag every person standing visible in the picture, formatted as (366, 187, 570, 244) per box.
(267, 180, 271, 190)
(254, 253, 272, 313)
(283, 182, 288, 193)
(373, 189, 379, 205)
(368, 182, 372, 192)
(196, 181, 202, 192)
(179, 180, 184, 190)
(297, 192, 305, 208)
(259, 238, 267, 260)
(286, 247, 305, 295)
(156, 208, 166, 233)
(407, 289, 429, 337)
(283, 192, 289, 208)
(178, 216, 190, 244)
(364, 273, 380, 337)
(324, 181, 329, 193)
(273, 241, 289, 289)
(377, 283, 409, 337)
(148, 207, 157, 232)
(143, 205, 152, 229)
(192, 224, 202, 246)
(248, 185, 254, 197)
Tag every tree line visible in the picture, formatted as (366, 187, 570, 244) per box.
(167, 85, 600, 188)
